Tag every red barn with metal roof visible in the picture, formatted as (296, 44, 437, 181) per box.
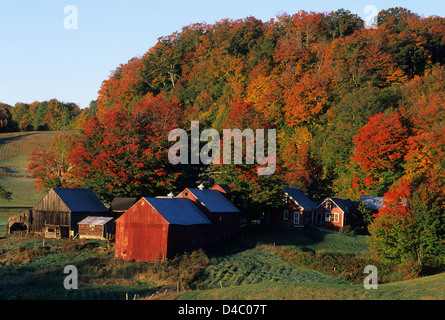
(176, 184, 240, 241)
(114, 197, 211, 261)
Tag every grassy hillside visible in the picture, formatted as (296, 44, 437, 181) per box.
(175, 272, 445, 300)
(0, 131, 74, 207)
(1, 227, 443, 300)
(194, 247, 347, 291)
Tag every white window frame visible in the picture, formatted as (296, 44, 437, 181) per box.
(325, 213, 331, 222)
(283, 210, 289, 220)
(325, 212, 339, 222)
(293, 211, 300, 225)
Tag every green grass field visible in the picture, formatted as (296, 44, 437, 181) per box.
(242, 227, 370, 256)
(194, 247, 347, 291)
(176, 272, 445, 300)
(0, 131, 71, 207)
(1, 226, 444, 300)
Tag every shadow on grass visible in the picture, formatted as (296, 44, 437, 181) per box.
(204, 225, 328, 259)
(0, 132, 36, 146)
(0, 206, 32, 211)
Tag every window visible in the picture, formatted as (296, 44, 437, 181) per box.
(293, 212, 300, 225)
(283, 210, 289, 220)
(325, 213, 339, 222)
(326, 201, 332, 210)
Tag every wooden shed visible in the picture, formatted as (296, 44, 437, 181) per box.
(78, 216, 114, 240)
(32, 188, 111, 238)
(115, 197, 211, 261)
(176, 184, 240, 241)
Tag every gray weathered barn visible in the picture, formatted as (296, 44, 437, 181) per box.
(32, 188, 110, 238)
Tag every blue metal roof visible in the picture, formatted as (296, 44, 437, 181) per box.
(284, 187, 318, 210)
(187, 189, 240, 213)
(144, 197, 211, 225)
(52, 188, 109, 213)
(359, 195, 384, 210)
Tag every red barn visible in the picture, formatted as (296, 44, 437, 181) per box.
(114, 197, 211, 261)
(176, 184, 240, 241)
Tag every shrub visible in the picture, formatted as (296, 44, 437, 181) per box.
(259, 244, 398, 284)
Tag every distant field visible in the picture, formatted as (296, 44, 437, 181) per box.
(242, 227, 370, 256)
(0, 131, 75, 208)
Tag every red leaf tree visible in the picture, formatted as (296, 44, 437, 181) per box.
(70, 95, 184, 202)
(351, 111, 409, 195)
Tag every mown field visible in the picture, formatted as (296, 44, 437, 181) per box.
(1, 225, 444, 300)
(0, 131, 73, 207)
(175, 272, 445, 300)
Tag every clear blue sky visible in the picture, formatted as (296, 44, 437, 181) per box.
(0, 1, 443, 109)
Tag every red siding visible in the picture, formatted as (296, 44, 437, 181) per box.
(115, 198, 211, 261)
(115, 199, 169, 261)
(167, 225, 209, 258)
(176, 188, 239, 241)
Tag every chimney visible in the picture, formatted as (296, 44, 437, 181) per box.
(198, 183, 205, 190)
(167, 191, 174, 198)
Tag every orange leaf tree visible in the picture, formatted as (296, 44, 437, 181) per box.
(27, 134, 78, 191)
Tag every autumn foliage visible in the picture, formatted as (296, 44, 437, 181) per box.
(68, 95, 184, 201)
(26, 8, 445, 265)
(351, 111, 409, 195)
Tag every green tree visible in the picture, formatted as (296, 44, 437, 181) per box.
(0, 184, 12, 200)
(316, 86, 401, 197)
(368, 179, 445, 268)
(325, 8, 364, 39)
(377, 7, 418, 31)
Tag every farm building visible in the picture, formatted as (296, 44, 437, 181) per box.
(176, 184, 240, 241)
(110, 197, 138, 219)
(7, 210, 31, 234)
(210, 183, 232, 199)
(359, 195, 384, 214)
(270, 187, 318, 228)
(78, 216, 114, 240)
(313, 197, 357, 229)
(31, 188, 111, 238)
(115, 197, 211, 261)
